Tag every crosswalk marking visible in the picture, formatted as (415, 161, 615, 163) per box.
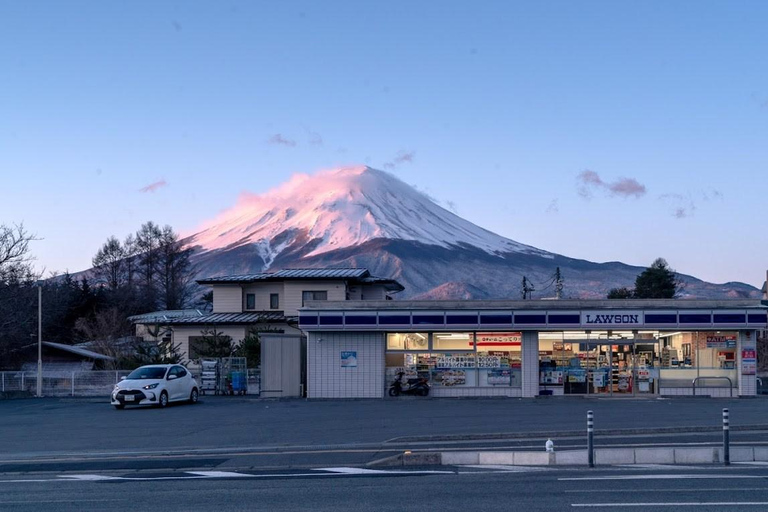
(186, 471, 253, 478)
(58, 474, 125, 481)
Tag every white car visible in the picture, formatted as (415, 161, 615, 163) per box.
(111, 364, 199, 409)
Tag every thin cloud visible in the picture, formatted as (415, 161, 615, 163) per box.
(268, 134, 297, 147)
(609, 178, 646, 198)
(139, 180, 168, 193)
(659, 193, 696, 219)
(383, 150, 416, 169)
(577, 170, 646, 199)
(546, 199, 559, 214)
(308, 131, 323, 145)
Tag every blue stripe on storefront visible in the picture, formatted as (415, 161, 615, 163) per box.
(644, 314, 676, 323)
(447, 315, 479, 325)
(378, 315, 411, 325)
(713, 314, 746, 324)
(319, 316, 343, 325)
(547, 314, 580, 324)
(344, 316, 377, 325)
(479, 314, 512, 325)
(514, 314, 546, 324)
(679, 314, 711, 324)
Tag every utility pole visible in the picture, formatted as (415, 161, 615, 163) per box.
(555, 267, 563, 300)
(36, 281, 42, 398)
(522, 276, 535, 300)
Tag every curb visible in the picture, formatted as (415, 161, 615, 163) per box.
(386, 424, 768, 444)
(369, 445, 768, 467)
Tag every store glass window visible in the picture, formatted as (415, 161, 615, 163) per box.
(386, 333, 429, 351)
(659, 331, 738, 388)
(385, 331, 522, 388)
(433, 332, 473, 350)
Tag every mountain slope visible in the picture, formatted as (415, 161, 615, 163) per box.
(186, 166, 759, 300)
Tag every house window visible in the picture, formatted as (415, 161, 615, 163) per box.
(302, 290, 328, 306)
(245, 293, 255, 310)
(270, 293, 279, 309)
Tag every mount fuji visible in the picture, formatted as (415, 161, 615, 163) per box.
(185, 166, 758, 300)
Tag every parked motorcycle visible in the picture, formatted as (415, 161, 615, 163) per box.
(388, 371, 430, 397)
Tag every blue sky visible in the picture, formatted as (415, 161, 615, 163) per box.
(1, 1, 767, 287)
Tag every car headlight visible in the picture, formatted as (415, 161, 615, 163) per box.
(143, 383, 159, 390)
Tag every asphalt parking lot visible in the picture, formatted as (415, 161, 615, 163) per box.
(2, 395, 768, 459)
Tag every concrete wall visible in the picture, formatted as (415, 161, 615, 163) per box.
(521, 331, 539, 398)
(283, 280, 347, 316)
(212, 285, 243, 313)
(307, 331, 384, 398)
(242, 283, 284, 311)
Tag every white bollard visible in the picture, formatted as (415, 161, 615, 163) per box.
(545, 439, 554, 452)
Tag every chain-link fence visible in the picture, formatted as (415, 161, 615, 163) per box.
(0, 369, 260, 397)
(0, 371, 132, 397)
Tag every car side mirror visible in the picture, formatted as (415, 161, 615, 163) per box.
(167, 374, 178, 380)
(120, 376, 126, 381)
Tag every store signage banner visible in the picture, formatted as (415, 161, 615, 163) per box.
(741, 349, 756, 375)
(473, 332, 522, 346)
(340, 351, 357, 368)
(581, 311, 643, 326)
(707, 335, 737, 348)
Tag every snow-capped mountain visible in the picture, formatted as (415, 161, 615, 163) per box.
(186, 166, 759, 300)
(190, 165, 549, 263)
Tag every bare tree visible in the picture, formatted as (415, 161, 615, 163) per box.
(92, 236, 125, 290)
(157, 225, 196, 310)
(0, 223, 37, 283)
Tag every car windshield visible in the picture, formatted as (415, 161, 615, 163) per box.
(126, 367, 167, 380)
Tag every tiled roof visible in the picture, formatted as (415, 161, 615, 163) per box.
(43, 341, 115, 361)
(127, 310, 205, 323)
(159, 312, 291, 325)
(197, 268, 370, 284)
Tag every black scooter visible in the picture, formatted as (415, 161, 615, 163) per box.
(388, 371, 430, 397)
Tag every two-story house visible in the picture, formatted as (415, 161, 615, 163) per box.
(132, 268, 404, 364)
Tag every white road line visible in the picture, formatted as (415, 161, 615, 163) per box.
(316, 467, 453, 475)
(185, 471, 253, 478)
(566, 487, 768, 493)
(615, 464, 722, 470)
(560, 474, 766, 481)
(572, 503, 768, 508)
(461, 465, 550, 472)
(735, 462, 768, 466)
(58, 474, 125, 481)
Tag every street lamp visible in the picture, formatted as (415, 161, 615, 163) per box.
(36, 280, 42, 398)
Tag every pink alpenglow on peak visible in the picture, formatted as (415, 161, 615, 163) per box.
(188, 166, 550, 268)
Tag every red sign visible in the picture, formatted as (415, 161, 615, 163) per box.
(473, 332, 522, 347)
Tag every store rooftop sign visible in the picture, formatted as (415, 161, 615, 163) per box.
(582, 311, 643, 326)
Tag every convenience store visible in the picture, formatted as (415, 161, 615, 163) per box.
(299, 299, 766, 399)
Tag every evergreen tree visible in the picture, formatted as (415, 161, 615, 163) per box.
(634, 258, 678, 299)
(607, 287, 634, 299)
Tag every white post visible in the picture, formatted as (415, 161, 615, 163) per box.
(36, 283, 42, 397)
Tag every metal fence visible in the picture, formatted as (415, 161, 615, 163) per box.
(0, 369, 261, 398)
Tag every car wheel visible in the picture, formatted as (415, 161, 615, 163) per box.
(189, 388, 199, 404)
(159, 391, 169, 408)
(114, 403, 125, 410)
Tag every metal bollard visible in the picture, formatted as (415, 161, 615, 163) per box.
(588, 410, 594, 468)
(723, 408, 730, 466)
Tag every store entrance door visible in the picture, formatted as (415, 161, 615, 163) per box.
(584, 343, 637, 396)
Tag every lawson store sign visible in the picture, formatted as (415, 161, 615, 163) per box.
(581, 311, 643, 327)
